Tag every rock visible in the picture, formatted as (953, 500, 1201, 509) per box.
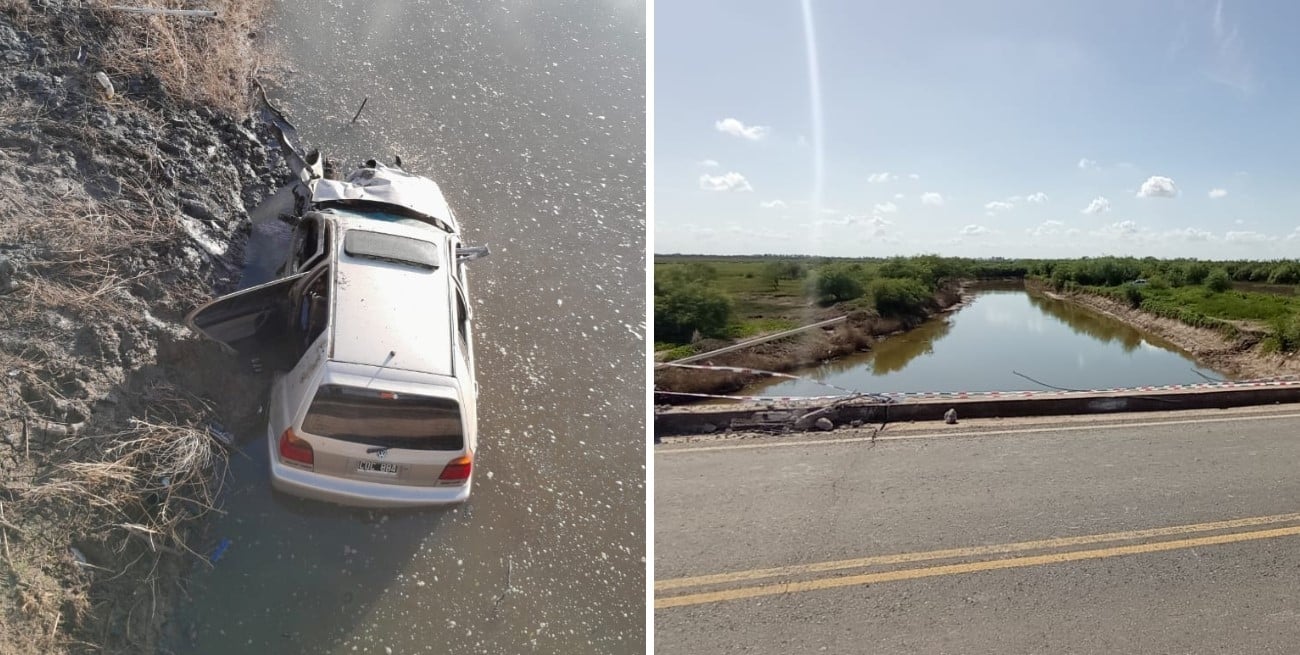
(181, 198, 216, 222)
(94, 71, 114, 99)
(944, 408, 958, 425)
(698, 422, 717, 434)
(815, 417, 834, 431)
(0, 24, 22, 51)
(0, 257, 14, 294)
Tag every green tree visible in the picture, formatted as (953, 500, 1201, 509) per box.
(869, 278, 931, 316)
(808, 265, 865, 305)
(1205, 268, 1232, 293)
(761, 260, 804, 291)
(654, 281, 733, 343)
(1183, 261, 1210, 285)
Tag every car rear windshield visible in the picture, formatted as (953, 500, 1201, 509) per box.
(343, 229, 440, 269)
(301, 385, 463, 450)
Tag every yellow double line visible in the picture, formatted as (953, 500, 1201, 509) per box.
(655, 512, 1300, 609)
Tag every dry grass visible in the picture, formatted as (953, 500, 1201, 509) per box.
(27, 398, 227, 552)
(93, 0, 270, 114)
(13, 383, 229, 652)
(0, 180, 180, 326)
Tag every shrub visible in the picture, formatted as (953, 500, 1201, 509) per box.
(869, 278, 932, 317)
(808, 265, 865, 305)
(1121, 283, 1143, 308)
(654, 282, 733, 343)
(761, 260, 804, 290)
(1184, 262, 1211, 285)
(1265, 314, 1300, 353)
(1205, 268, 1232, 293)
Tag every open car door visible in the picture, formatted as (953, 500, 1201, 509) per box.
(186, 272, 310, 371)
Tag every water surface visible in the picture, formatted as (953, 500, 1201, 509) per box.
(742, 288, 1228, 398)
(169, 1, 645, 653)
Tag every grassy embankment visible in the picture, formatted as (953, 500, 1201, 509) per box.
(1039, 257, 1300, 352)
(0, 1, 271, 653)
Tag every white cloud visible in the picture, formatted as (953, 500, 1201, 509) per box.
(1082, 196, 1111, 215)
(863, 215, 893, 235)
(1026, 192, 1049, 204)
(1028, 220, 1065, 238)
(680, 222, 793, 243)
(698, 159, 720, 168)
(868, 172, 898, 184)
(1137, 175, 1179, 198)
(699, 171, 753, 192)
(1209, 188, 1228, 199)
(907, 173, 920, 180)
(959, 224, 990, 237)
(1078, 158, 1098, 170)
(984, 200, 1014, 214)
(1226, 230, 1268, 243)
(1168, 227, 1213, 241)
(1096, 220, 1140, 238)
(874, 201, 899, 214)
(921, 192, 944, 206)
(893, 193, 905, 200)
(812, 214, 893, 239)
(714, 118, 770, 141)
(759, 199, 786, 209)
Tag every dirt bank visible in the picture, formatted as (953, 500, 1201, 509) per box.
(1028, 280, 1300, 380)
(0, 2, 281, 652)
(653, 283, 966, 400)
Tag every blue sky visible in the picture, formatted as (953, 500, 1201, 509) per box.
(654, 0, 1300, 259)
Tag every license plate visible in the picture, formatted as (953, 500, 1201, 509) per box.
(356, 460, 398, 475)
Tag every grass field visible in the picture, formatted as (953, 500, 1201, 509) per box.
(1144, 286, 1299, 324)
(653, 259, 819, 345)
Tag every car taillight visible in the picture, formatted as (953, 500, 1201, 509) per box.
(279, 428, 314, 468)
(438, 454, 472, 484)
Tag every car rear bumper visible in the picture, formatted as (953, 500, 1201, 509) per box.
(267, 431, 470, 508)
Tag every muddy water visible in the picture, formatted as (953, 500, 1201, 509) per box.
(168, 1, 644, 653)
(742, 288, 1228, 398)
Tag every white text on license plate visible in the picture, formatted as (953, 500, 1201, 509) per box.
(356, 461, 398, 475)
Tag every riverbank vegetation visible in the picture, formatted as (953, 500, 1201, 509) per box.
(655, 255, 1300, 356)
(654, 255, 1022, 351)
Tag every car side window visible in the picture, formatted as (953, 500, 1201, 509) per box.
(295, 265, 331, 354)
(291, 216, 326, 273)
(454, 285, 470, 356)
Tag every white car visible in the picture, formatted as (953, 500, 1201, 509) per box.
(188, 161, 488, 507)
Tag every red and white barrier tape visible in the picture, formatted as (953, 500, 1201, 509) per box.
(658, 362, 1300, 404)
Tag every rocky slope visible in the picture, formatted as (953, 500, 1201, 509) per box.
(0, 2, 282, 652)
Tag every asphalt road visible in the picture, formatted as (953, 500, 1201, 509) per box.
(655, 407, 1300, 654)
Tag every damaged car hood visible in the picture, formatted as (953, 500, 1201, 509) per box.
(310, 163, 459, 234)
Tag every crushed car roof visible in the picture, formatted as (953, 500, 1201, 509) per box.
(311, 162, 459, 234)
